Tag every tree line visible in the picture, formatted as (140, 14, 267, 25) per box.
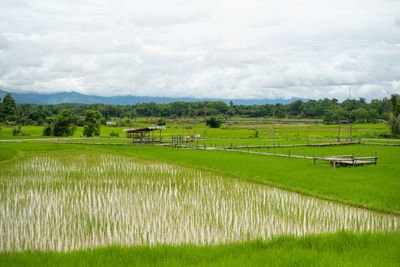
(0, 93, 398, 128)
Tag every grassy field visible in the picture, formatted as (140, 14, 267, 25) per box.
(1, 122, 399, 266)
(0, 120, 394, 142)
(2, 232, 399, 267)
(2, 150, 397, 252)
(1, 142, 399, 214)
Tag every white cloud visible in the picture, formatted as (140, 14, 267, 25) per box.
(0, 0, 400, 101)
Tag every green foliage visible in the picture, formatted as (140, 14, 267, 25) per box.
(2, 93, 17, 120)
(109, 131, 119, 137)
(351, 108, 368, 123)
(3, 96, 397, 125)
(323, 106, 347, 124)
(53, 109, 77, 137)
(389, 94, 400, 136)
(156, 118, 166, 126)
(254, 128, 259, 138)
(42, 124, 53, 136)
(12, 126, 22, 136)
(206, 116, 223, 128)
(83, 110, 103, 137)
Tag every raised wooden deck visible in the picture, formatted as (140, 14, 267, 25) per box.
(319, 155, 377, 168)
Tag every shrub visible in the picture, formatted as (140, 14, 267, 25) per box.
(206, 116, 223, 128)
(43, 125, 53, 136)
(109, 131, 119, 137)
(157, 118, 166, 126)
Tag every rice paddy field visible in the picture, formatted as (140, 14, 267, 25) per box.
(1, 121, 400, 266)
(1, 150, 398, 252)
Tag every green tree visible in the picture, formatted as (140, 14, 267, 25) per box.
(323, 106, 347, 124)
(42, 124, 53, 136)
(2, 93, 17, 120)
(53, 109, 77, 137)
(367, 109, 379, 123)
(83, 110, 103, 137)
(0, 97, 4, 122)
(351, 108, 368, 123)
(206, 116, 223, 128)
(156, 118, 166, 126)
(388, 94, 400, 135)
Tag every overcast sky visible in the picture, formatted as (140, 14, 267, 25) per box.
(0, 0, 400, 100)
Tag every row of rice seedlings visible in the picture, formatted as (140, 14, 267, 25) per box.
(0, 151, 398, 251)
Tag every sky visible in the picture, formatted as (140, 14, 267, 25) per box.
(0, 0, 400, 101)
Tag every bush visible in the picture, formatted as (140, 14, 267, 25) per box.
(157, 118, 166, 126)
(206, 116, 223, 128)
(12, 126, 22, 136)
(43, 125, 53, 136)
(109, 131, 119, 137)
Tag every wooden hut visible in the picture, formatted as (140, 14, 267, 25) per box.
(123, 126, 166, 143)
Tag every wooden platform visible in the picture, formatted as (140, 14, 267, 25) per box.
(316, 155, 377, 168)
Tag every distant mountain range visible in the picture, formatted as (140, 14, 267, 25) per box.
(0, 89, 307, 106)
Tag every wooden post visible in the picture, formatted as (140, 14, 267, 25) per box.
(338, 122, 341, 144)
(350, 125, 353, 142)
(194, 116, 197, 143)
(288, 151, 291, 157)
(375, 152, 377, 164)
(352, 153, 355, 166)
(313, 155, 315, 166)
(268, 147, 270, 153)
(181, 115, 184, 138)
(333, 161, 336, 169)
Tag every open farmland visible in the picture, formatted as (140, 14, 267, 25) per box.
(0, 121, 399, 266)
(1, 150, 399, 253)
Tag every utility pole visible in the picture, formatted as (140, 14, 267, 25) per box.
(188, 103, 191, 138)
(181, 114, 184, 138)
(272, 106, 275, 146)
(194, 116, 197, 146)
(204, 103, 207, 149)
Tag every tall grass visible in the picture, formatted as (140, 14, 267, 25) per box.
(0, 151, 398, 252)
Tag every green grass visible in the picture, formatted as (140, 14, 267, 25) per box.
(1, 142, 399, 266)
(1, 142, 399, 214)
(97, 144, 400, 214)
(1, 232, 399, 267)
(0, 121, 392, 141)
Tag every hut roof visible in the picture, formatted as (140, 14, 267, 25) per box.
(123, 126, 166, 133)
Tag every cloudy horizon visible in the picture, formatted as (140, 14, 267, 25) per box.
(0, 0, 400, 101)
